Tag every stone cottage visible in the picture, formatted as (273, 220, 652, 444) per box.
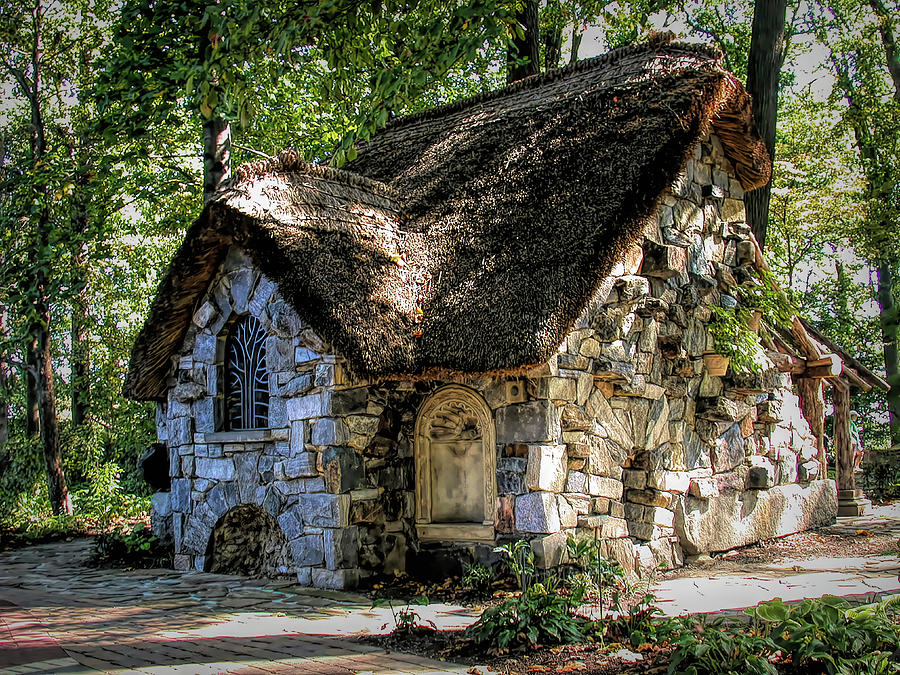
(125, 36, 848, 588)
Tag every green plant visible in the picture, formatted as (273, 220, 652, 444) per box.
(666, 616, 778, 675)
(375, 594, 436, 636)
(461, 562, 495, 595)
(91, 523, 171, 568)
(748, 595, 900, 674)
(494, 539, 535, 592)
(565, 536, 627, 614)
(466, 578, 584, 651)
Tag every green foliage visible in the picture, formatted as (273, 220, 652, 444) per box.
(461, 562, 496, 595)
(564, 536, 628, 613)
(466, 578, 585, 651)
(668, 595, 900, 675)
(91, 523, 172, 568)
(666, 615, 778, 675)
(494, 539, 536, 592)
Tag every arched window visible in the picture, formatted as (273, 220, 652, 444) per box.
(224, 315, 269, 430)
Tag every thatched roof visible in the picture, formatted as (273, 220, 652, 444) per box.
(124, 35, 770, 400)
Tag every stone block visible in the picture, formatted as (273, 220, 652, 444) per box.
(799, 461, 820, 482)
(525, 444, 567, 492)
(721, 198, 746, 223)
(289, 534, 325, 567)
(311, 418, 349, 446)
(275, 454, 319, 480)
(688, 478, 718, 499)
(515, 491, 560, 533)
(558, 495, 577, 528)
(300, 493, 350, 528)
(331, 387, 369, 415)
(747, 458, 776, 489)
(588, 475, 624, 499)
(565, 470, 587, 493)
(626, 488, 672, 508)
(281, 373, 314, 398)
(578, 514, 628, 538)
(169, 416, 193, 447)
(195, 458, 235, 482)
(530, 531, 569, 568)
(623, 470, 647, 490)
(312, 567, 359, 590)
(676, 480, 837, 555)
(547, 377, 577, 402)
(647, 470, 690, 493)
(193, 333, 217, 364)
(287, 392, 327, 420)
(322, 446, 365, 493)
(324, 526, 359, 570)
(278, 506, 304, 540)
(496, 400, 561, 444)
(641, 241, 688, 279)
(712, 424, 746, 473)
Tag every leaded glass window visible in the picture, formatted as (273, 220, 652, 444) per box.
(225, 315, 269, 430)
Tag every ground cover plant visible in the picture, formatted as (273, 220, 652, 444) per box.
(363, 537, 900, 674)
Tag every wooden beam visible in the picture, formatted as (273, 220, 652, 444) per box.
(805, 354, 842, 378)
(832, 380, 856, 493)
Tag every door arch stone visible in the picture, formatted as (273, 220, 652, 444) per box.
(414, 385, 496, 543)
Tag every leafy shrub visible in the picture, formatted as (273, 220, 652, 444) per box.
(565, 536, 627, 612)
(91, 523, 172, 568)
(462, 562, 495, 595)
(749, 595, 900, 674)
(375, 594, 436, 636)
(666, 616, 778, 675)
(466, 579, 584, 651)
(667, 595, 900, 675)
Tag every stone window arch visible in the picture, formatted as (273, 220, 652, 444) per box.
(219, 314, 269, 430)
(414, 385, 496, 543)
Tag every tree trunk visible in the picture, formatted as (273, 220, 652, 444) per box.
(0, 354, 8, 446)
(70, 187, 89, 425)
(797, 377, 826, 473)
(202, 116, 231, 203)
(507, 0, 540, 84)
(832, 381, 855, 493)
(25, 350, 39, 437)
(569, 26, 582, 64)
(542, 0, 563, 71)
(876, 258, 900, 445)
(745, 0, 787, 251)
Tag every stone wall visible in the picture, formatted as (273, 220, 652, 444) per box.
(151, 132, 837, 588)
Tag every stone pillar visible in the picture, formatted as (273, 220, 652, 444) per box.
(833, 381, 870, 516)
(797, 377, 826, 475)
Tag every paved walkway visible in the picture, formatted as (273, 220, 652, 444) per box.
(1, 505, 898, 674)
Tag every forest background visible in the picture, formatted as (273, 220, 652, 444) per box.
(0, 0, 898, 537)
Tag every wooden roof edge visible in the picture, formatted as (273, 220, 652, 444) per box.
(801, 318, 889, 391)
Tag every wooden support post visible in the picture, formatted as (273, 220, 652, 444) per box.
(797, 377, 826, 475)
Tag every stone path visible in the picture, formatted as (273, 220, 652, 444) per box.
(1, 505, 899, 674)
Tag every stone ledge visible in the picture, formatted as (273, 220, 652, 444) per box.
(198, 428, 289, 443)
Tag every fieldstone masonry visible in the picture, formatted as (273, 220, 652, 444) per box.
(150, 133, 837, 588)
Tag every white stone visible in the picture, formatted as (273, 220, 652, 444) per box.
(275, 455, 318, 480)
(287, 393, 326, 420)
(311, 418, 349, 446)
(565, 470, 587, 493)
(525, 444, 567, 492)
(588, 475, 623, 499)
(647, 470, 690, 494)
(557, 495, 577, 528)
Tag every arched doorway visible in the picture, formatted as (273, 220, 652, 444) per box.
(414, 386, 496, 543)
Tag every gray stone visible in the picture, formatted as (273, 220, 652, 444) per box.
(331, 388, 369, 416)
(193, 397, 215, 433)
(676, 480, 837, 555)
(530, 532, 569, 568)
(311, 568, 359, 590)
(233, 453, 260, 503)
(565, 470, 587, 493)
(278, 506, 305, 540)
(280, 373, 314, 398)
(324, 527, 359, 569)
(311, 418, 349, 446)
(496, 400, 561, 444)
(152, 491, 172, 517)
(275, 454, 318, 480)
(712, 425, 745, 473)
(171, 478, 191, 513)
(269, 301, 303, 338)
(321, 446, 365, 493)
(249, 275, 277, 317)
(173, 382, 205, 403)
(287, 393, 328, 420)
(229, 267, 256, 314)
(195, 457, 235, 481)
(169, 416, 193, 447)
(300, 493, 350, 528)
(193, 333, 217, 364)
(266, 336, 295, 372)
(257, 485, 283, 517)
(515, 491, 560, 533)
(289, 534, 325, 566)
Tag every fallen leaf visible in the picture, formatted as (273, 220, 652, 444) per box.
(558, 663, 586, 672)
(856, 529, 873, 537)
(527, 667, 552, 673)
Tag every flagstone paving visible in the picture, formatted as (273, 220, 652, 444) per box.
(1, 504, 899, 674)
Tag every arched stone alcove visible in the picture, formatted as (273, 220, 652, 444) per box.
(207, 504, 291, 577)
(414, 385, 496, 543)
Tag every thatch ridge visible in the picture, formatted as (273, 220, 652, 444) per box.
(379, 32, 722, 135)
